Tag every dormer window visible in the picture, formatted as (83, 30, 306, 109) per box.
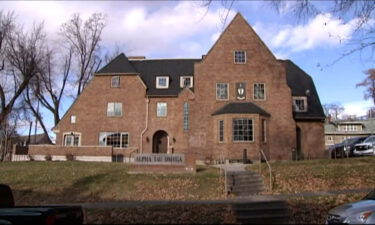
(234, 50, 246, 64)
(293, 97, 307, 112)
(156, 76, 169, 89)
(111, 76, 120, 87)
(180, 76, 193, 88)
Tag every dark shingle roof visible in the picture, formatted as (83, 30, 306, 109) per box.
(212, 102, 271, 116)
(131, 59, 200, 96)
(96, 53, 137, 74)
(281, 60, 325, 121)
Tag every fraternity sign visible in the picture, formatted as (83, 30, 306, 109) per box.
(134, 153, 185, 165)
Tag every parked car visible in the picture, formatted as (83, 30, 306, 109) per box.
(326, 189, 375, 224)
(0, 184, 85, 225)
(354, 135, 375, 157)
(330, 136, 368, 158)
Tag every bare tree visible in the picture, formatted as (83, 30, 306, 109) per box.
(356, 68, 375, 105)
(31, 48, 73, 126)
(0, 11, 47, 126)
(323, 102, 345, 121)
(60, 13, 106, 97)
(0, 110, 19, 161)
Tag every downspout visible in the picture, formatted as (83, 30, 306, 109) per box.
(140, 97, 150, 153)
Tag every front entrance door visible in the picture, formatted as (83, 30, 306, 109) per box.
(152, 130, 168, 153)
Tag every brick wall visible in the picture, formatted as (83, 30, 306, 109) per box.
(29, 145, 113, 156)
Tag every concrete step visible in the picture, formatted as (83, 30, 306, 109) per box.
(230, 183, 265, 192)
(227, 176, 263, 183)
(231, 190, 265, 196)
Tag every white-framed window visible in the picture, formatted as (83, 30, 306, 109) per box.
(183, 102, 189, 131)
(180, 76, 194, 88)
(234, 50, 246, 64)
(107, 102, 122, 116)
(156, 76, 169, 89)
(63, 132, 81, 146)
(218, 120, 224, 143)
(216, 83, 229, 100)
(232, 118, 253, 142)
(254, 83, 265, 100)
(261, 119, 267, 143)
(157, 102, 167, 117)
(99, 132, 129, 148)
(111, 76, 120, 87)
(293, 97, 308, 112)
(70, 115, 76, 124)
(338, 124, 362, 132)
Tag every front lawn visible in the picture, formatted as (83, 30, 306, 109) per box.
(0, 161, 225, 205)
(247, 156, 375, 194)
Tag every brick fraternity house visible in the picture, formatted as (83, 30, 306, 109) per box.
(48, 13, 325, 162)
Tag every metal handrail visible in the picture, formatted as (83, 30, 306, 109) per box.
(260, 149, 272, 192)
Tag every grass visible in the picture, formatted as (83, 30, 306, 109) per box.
(247, 156, 375, 194)
(0, 161, 225, 205)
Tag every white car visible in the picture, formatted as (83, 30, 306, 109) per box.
(326, 189, 375, 224)
(353, 136, 375, 156)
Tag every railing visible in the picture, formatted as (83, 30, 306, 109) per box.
(259, 149, 273, 192)
(128, 148, 139, 163)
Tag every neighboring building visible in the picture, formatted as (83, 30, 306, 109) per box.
(325, 119, 375, 148)
(15, 133, 53, 146)
(51, 13, 325, 162)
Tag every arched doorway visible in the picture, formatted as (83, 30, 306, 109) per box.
(152, 130, 168, 154)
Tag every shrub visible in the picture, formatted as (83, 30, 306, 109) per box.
(65, 154, 75, 161)
(45, 155, 52, 161)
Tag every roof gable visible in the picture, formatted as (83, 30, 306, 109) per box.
(203, 13, 276, 63)
(212, 102, 270, 116)
(282, 60, 325, 120)
(96, 53, 137, 75)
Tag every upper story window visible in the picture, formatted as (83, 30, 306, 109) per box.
(70, 115, 76, 124)
(293, 97, 307, 112)
(338, 124, 362, 132)
(254, 83, 265, 100)
(216, 83, 229, 100)
(183, 102, 189, 131)
(157, 102, 167, 117)
(107, 102, 122, 116)
(234, 50, 246, 64)
(156, 76, 169, 89)
(180, 76, 193, 88)
(111, 76, 120, 87)
(63, 132, 81, 146)
(99, 132, 129, 148)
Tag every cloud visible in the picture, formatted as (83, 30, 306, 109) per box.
(342, 100, 373, 117)
(271, 13, 357, 52)
(104, 2, 236, 57)
(2, 1, 236, 58)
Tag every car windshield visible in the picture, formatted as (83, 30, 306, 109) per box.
(363, 136, 375, 143)
(363, 189, 375, 200)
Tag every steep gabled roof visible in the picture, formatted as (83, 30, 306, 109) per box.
(212, 102, 271, 116)
(281, 60, 325, 121)
(96, 53, 138, 75)
(130, 59, 200, 96)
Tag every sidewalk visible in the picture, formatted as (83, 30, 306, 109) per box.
(54, 188, 373, 209)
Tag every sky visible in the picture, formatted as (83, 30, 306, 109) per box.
(1, 1, 374, 137)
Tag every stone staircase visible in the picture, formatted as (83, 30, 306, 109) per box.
(226, 170, 265, 196)
(232, 200, 290, 224)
